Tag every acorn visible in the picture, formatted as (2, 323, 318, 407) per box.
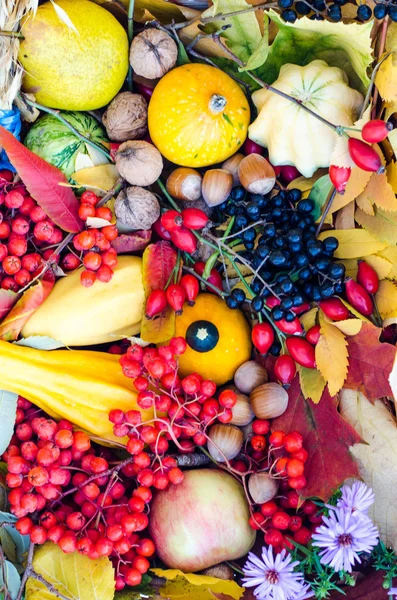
(207, 424, 244, 462)
(250, 382, 289, 419)
(166, 167, 202, 202)
(238, 154, 276, 195)
(222, 153, 244, 186)
(248, 473, 279, 504)
(234, 361, 268, 395)
(202, 169, 233, 207)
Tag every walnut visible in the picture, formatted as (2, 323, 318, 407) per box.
(129, 29, 177, 80)
(115, 186, 160, 231)
(115, 140, 163, 186)
(102, 92, 147, 142)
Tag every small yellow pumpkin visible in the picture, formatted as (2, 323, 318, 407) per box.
(174, 294, 252, 385)
(148, 64, 250, 168)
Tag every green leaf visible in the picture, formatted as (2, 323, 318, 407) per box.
(308, 175, 333, 221)
(201, 0, 262, 64)
(257, 10, 373, 92)
(240, 14, 269, 72)
(0, 512, 30, 565)
(0, 391, 18, 456)
(0, 560, 21, 600)
(14, 336, 66, 350)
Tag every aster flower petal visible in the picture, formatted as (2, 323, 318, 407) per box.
(337, 480, 375, 518)
(242, 545, 311, 600)
(312, 506, 379, 573)
(389, 587, 397, 600)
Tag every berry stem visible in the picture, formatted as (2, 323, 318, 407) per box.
(19, 96, 113, 162)
(360, 51, 392, 119)
(96, 178, 124, 208)
(315, 187, 337, 237)
(182, 265, 228, 297)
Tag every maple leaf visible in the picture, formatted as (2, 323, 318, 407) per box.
(343, 322, 396, 401)
(340, 389, 397, 553)
(316, 314, 348, 396)
(271, 377, 361, 501)
(140, 241, 179, 344)
(355, 206, 397, 246)
(318, 229, 388, 259)
(375, 279, 397, 318)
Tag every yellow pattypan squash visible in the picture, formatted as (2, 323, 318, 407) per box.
(22, 256, 144, 346)
(174, 294, 252, 385)
(148, 64, 250, 168)
(248, 60, 363, 177)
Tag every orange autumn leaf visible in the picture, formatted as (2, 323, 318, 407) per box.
(0, 278, 54, 341)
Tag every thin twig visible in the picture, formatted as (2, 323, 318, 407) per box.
(167, 2, 278, 31)
(96, 178, 123, 207)
(0, 30, 24, 38)
(28, 571, 72, 600)
(360, 51, 392, 119)
(372, 16, 390, 120)
(182, 265, 227, 297)
(19, 96, 112, 162)
(316, 187, 337, 236)
(0, 544, 10, 600)
(15, 542, 34, 600)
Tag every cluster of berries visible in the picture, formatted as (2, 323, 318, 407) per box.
(278, 0, 397, 24)
(2, 398, 161, 591)
(155, 207, 209, 254)
(116, 337, 238, 454)
(245, 429, 318, 552)
(252, 260, 379, 374)
(70, 191, 119, 287)
(0, 170, 64, 292)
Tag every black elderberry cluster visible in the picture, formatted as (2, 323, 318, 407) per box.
(216, 187, 345, 345)
(277, 0, 397, 23)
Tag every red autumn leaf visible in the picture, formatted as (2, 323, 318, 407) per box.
(141, 241, 179, 344)
(111, 230, 152, 254)
(272, 377, 361, 501)
(0, 126, 82, 233)
(0, 289, 18, 321)
(0, 278, 54, 341)
(344, 322, 396, 402)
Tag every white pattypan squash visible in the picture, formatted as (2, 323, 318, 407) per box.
(248, 60, 363, 177)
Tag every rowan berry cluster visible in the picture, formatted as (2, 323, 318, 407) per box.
(243, 428, 320, 552)
(0, 170, 64, 292)
(2, 397, 161, 591)
(115, 337, 238, 455)
(71, 190, 119, 287)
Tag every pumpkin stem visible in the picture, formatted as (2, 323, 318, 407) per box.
(209, 94, 227, 114)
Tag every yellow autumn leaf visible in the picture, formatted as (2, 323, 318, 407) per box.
(340, 389, 397, 553)
(323, 315, 363, 336)
(355, 186, 374, 215)
(389, 129, 397, 159)
(298, 366, 326, 404)
(338, 297, 371, 322)
(338, 259, 358, 279)
(378, 246, 397, 279)
(355, 206, 397, 246)
(356, 171, 397, 213)
(375, 279, 397, 319)
(330, 167, 372, 214)
(315, 314, 348, 397)
(376, 54, 397, 103)
(387, 161, 397, 194)
(318, 229, 388, 259)
(300, 307, 318, 332)
(72, 164, 119, 193)
(151, 568, 245, 600)
(25, 543, 114, 600)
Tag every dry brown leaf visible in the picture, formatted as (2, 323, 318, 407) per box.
(339, 389, 397, 553)
(335, 201, 355, 229)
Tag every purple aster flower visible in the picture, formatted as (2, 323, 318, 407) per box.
(337, 480, 375, 518)
(312, 506, 379, 572)
(389, 587, 397, 599)
(242, 546, 314, 600)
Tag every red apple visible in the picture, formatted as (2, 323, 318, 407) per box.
(149, 468, 256, 571)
